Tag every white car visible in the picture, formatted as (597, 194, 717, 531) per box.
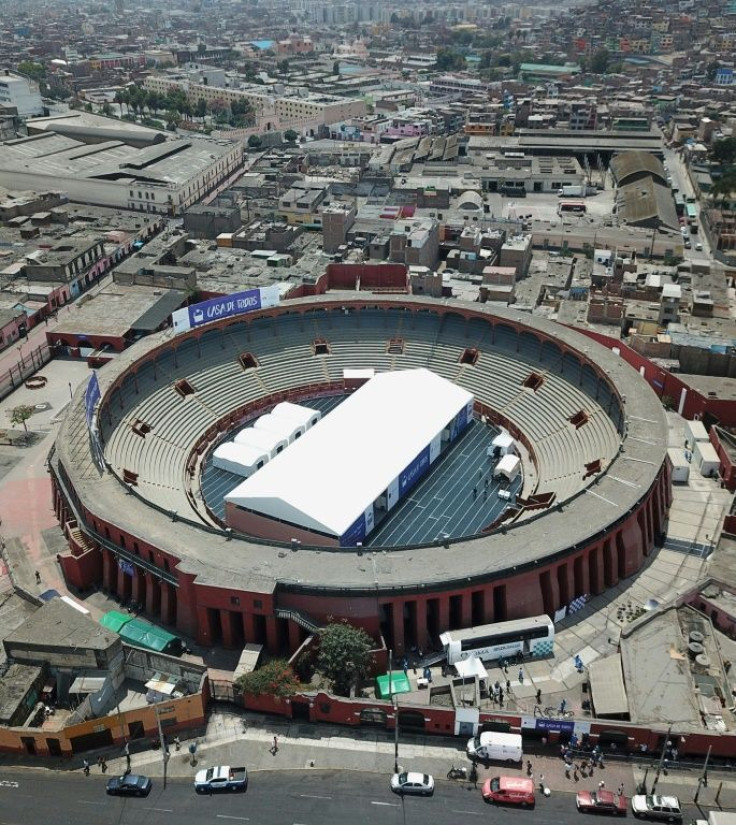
(390, 771, 435, 796)
(631, 794, 682, 822)
(695, 241, 703, 251)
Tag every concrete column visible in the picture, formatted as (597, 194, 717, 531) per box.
(220, 609, 234, 648)
(116, 564, 129, 602)
(483, 587, 495, 624)
(589, 544, 604, 595)
(195, 604, 212, 647)
(414, 598, 428, 650)
(460, 593, 473, 627)
(146, 576, 161, 617)
(243, 612, 256, 643)
(437, 596, 450, 633)
(131, 570, 144, 605)
(160, 582, 176, 625)
(288, 620, 302, 653)
(102, 549, 114, 591)
(265, 616, 279, 653)
(392, 601, 405, 655)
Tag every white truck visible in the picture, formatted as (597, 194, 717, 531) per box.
(467, 731, 523, 764)
(558, 184, 585, 198)
(194, 765, 248, 793)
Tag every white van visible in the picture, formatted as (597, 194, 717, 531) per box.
(467, 731, 523, 764)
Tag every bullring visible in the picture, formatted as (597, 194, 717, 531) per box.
(51, 294, 671, 655)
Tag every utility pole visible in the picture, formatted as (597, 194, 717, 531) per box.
(154, 703, 170, 788)
(651, 725, 672, 794)
(388, 648, 399, 774)
(693, 745, 711, 804)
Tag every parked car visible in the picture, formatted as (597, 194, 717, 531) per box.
(106, 774, 152, 797)
(576, 789, 628, 816)
(482, 776, 535, 807)
(390, 772, 435, 796)
(194, 765, 247, 793)
(631, 795, 682, 822)
(695, 242, 703, 251)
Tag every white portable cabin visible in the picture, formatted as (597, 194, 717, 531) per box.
(234, 426, 289, 459)
(693, 440, 720, 478)
(493, 453, 521, 483)
(270, 401, 321, 431)
(684, 420, 709, 449)
(254, 412, 303, 444)
(213, 442, 269, 477)
(489, 432, 517, 457)
(667, 447, 690, 484)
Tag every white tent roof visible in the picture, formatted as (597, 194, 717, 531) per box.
(492, 432, 515, 449)
(254, 413, 302, 442)
(234, 426, 288, 457)
(226, 369, 473, 538)
(213, 442, 268, 476)
(454, 655, 488, 680)
(271, 401, 321, 428)
(494, 453, 520, 477)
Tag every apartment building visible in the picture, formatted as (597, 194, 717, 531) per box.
(0, 69, 43, 118)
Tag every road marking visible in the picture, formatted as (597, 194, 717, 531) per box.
(299, 794, 331, 800)
(451, 811, 482, 816)
(371, 801, 399, 807)
(0, 781, 18, 788)
(216, 816, 250, 821)
(78, 800, 106, 806)
(143, 807, 173, 813)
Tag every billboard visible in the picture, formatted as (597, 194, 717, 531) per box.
(172, 285, 280, 334)
(84, 371, 105, 473)
(340, 513, 366, 547)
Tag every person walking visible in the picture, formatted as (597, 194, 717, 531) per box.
(518, 668, 524, 684)
(82, 759, 90, 776)
(536, 688, 542, 704)
(101, 758, 107, 773)
(560, 698, 567, 714)
(617, 783, 624, 796)
(271, 735, 279, 755)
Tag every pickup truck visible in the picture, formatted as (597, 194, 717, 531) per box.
(194, 765, 248, 793)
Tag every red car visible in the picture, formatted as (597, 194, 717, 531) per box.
(576, 789, 628, 816)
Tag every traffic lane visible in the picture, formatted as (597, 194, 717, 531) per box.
(0, 768, 707, 825)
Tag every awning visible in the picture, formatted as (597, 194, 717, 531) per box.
(69, 675, 107, 694)
(589, 655, 630, 718)
(131, 290, 186, 334)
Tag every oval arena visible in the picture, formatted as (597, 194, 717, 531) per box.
(51, 295, 671, 655)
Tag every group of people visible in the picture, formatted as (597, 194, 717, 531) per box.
(82, 756, 107, 776)
(561, 742, 606, 780)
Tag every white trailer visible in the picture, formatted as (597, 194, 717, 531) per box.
(667, 448, 690, 484)
(693, 440, 720, 478)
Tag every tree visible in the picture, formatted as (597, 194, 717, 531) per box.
(589, 48, 611, 75)
(113, 90, 125, 117)
(235, 659, 301, 698)
(10, 404, 33, 434)
(247, 134, 262, 149)
(101, 102, 113, 116)
(284, 129, 298, 143)
(332, 60, 340, 76)
(194, 98, 208, 121)
(711, 136, 736, 167)
(316, 621, 373, 696)
(277, 59, 290, 75)
(18, 60, 45, 84)
(435, 47, 465, 72)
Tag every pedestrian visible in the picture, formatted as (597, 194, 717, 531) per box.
(483, 489, 487, 500)
(502, 658, 509, 674)
(518, 668, 524, 684)
(540, 774, 545, 791)
(506, 678, 511, 693)
(101, 758, 107, 773)
(473, 487, 477, 500)
(272, 735, 279, 754)
(536, 688, 542, 704)
(526, 759, 533, 776)
(484, 477, 489, 488)
(83, 759, 90, 776)
(617, 783, 624, 796)
(35, 571, 41, 584)
(174, 735, 181, 751)
(499, 686, 504, 702)
(599, 780, 605, 790)
(565, 763, 572, 779)
(560, 698, 567, 714)
(574, 768, 579, 782)
(97, 756, 103, 768)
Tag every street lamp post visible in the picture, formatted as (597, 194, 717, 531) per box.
(651, 725, 672, 794)
(388, 648, 399, 774)
(154, 703, 170, 788)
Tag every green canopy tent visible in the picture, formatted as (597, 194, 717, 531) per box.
(99, 610, 133, 634)
(375, 670, 412, 700)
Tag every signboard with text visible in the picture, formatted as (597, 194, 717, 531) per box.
(172, 285, 279, 334)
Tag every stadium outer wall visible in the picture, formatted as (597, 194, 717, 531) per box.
(50, 296, 672, 656)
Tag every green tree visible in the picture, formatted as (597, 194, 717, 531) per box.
(247, 134, 262, 149)
(235, 659, 301, 698)
(435, 47, 465, 72)
(194, 98, 208, 121)
(18, 60, 45, 83)
(101, 102, 113, 116)
(10, 404, 33, 434)
(316, 621, 373, 696)
(332, 60, 340, 76)
(284, 129, 298, 142)
(113, 89, 125, 117)
(711, 136, 736, 167)
(589, 48, 611, 75)
(706, 61, 720, 82)
(277, 59, 290, 74)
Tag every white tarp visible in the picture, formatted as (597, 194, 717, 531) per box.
(234, 426, 288, 458)
(213, 442, 269, 477)
(226, 369, 474, 538)
(493, 453, 521, 482)
(270, 401, 321, 430)
(254, 413, 304, 444)
(454, 655, 488, 681)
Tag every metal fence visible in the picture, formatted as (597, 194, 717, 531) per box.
(0, 344, 53, 404)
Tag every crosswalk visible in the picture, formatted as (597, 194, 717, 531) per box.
(662, 537, 712, 558)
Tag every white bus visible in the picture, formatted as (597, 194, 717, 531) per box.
(440, 615, 554, 666)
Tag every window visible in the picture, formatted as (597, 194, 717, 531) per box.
(230, 596, 240, 606)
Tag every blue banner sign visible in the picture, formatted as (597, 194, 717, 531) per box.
(172, 286, 279, 334)
(84, 371, 101, 428)
(398, 445, 431, 497)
